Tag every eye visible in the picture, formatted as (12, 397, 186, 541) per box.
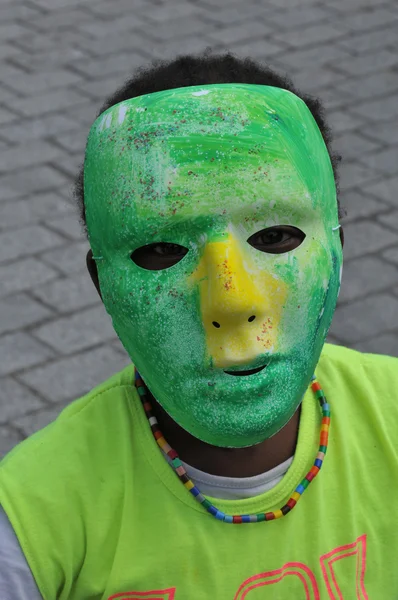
(247, 226, 305, 254)
(131, 242, 189, 270)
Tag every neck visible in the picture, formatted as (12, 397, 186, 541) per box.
(148, 392, 301, 478)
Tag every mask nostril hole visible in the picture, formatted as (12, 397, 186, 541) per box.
(248, 315, 256, 322)
(212, 321, 221, 329)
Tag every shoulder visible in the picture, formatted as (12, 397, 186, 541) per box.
(0, 363, 137, 507)
(320, 343, 398, 386)
(319, 343, 398, 435)
(0, 363, 135, 470)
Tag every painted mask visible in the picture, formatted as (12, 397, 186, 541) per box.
(84, 84, 342, 448)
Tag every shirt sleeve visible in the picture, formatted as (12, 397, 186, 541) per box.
(0, 506, 43, 600)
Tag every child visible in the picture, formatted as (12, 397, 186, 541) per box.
(1, 53, 397, 599)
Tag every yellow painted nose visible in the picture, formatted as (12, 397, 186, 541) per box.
(190, 234, 287, 368)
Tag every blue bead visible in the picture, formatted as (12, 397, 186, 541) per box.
(208, 505, 218, 516)
(215, 510, 225, 521)
(241, 515, 251, 523)
(296, 484, 305, 494)
(190, 486, 200, 497)
(224, 515, 233, 523)
(323, 403, 330, 412)
(315, 458, 322, 468)
(311, 374, 316, 381)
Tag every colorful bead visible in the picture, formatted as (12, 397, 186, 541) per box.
(135, 371, 330, 524)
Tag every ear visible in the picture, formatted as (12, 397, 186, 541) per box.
(339, 226, 344, 249)
(86, 249, 102, 300)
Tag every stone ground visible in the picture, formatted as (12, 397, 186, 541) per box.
(0, 0, 398, 456)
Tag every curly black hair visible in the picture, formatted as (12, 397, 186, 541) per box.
(74, 50, 342, 230)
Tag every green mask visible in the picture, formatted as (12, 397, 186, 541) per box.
(84, 84, 342, 448)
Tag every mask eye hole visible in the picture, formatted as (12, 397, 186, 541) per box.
(131, 242, 189, 271)
(247, 226, 306, 255)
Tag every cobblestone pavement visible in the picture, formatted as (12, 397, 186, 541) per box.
(1, 0, 398, 456)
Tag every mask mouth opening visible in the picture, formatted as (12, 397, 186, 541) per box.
(224, 364, 267, 377)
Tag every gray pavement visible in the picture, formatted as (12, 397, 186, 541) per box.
(1, 0, 398, 456)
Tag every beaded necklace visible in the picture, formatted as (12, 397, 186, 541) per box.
(135, 370, 330, 524)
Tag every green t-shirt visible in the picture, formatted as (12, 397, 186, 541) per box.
(0, 343, 397, 599)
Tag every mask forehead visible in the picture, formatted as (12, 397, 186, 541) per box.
(84, 84, 337, 252)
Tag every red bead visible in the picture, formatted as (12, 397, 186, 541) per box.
(233, 516, 243, 524)
(311, 382, 322, 393)
(265, 512, 275, 521)
(287, 498, 297, 509)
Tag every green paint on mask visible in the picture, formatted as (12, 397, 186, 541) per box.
(84, 84, 342, 448)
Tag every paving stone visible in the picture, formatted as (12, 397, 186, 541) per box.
(362, 120, 398, 146)
(17, 346, 131, 403)
(32, 305, 116, 355)
(342, 220, 398, 261)
(29, 7, 94, 31)
(366, 176, 398, 207)
(326, 110, 367, 136)
(148, 37, 220, 61)
(336, 24, 398, 54)
(192, 4, 269, 27)
(40, 240, 90, 275)
(0, 165, 71, 201)
(0, 107, 21, 126)
(358, 147, 398, 177)
(334, 71, 398, 103)
(334, 132, 382, 163)
(329, 294, 398, 343)
(0, 331, 53, 377)
(383, 248, 398, 265)
(0, 293, 53, 335)
(74, 76, 130, 103)
(0, 426, 24, 459)
(0, 113, 80, 144)
(51, 127, 91, 154)
(78, 13, 148, 38)
(0, 258, 58, 297)
(273, 23, 346, 49)
(32, 272, 100, 313)
(0, 22, 31, 41)
(272, 44, 351, 72)
(355, 333, 398, 357)
(338, 161, 381, 192)
(0, 225, 65, 263)
(72, 51, 149, 78)
(338, 256, 398, 303)
(334, 49, 398, 77)
(85, 0, 148, 17)
(11, 401, 71, 437)
(0, 140, 65, 173)
(44, 214, 84, 241)
(214, 37, 284, 61)
(0, 192, 74, 231)
(1, 69, 84, 96)
(340, 190, 390, 223)
(377, 210, 398, 232)
(0, 377, 45, 425)
(10, 89, 90, 119)
(332, 7, 398, 33)
(351, 93, 398, 122)
(0, 2, 42, 22)
(206, 22, 272, 46)
(11, 45, 90, 72)
(265, 5, 330, 29)
(291, 68, 349, 93)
